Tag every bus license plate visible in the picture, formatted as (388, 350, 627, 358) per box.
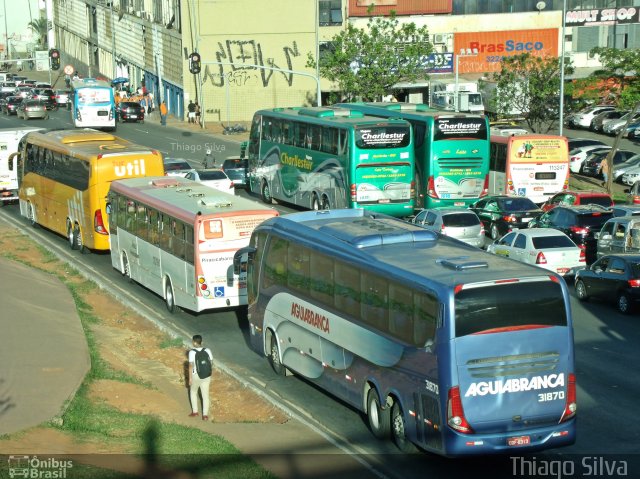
(378, 199, 390, 204)
(557, 267, 570, 274)
(507, 435, 530, 447)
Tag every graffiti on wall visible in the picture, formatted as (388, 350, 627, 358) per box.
(202, 39, 301, 88)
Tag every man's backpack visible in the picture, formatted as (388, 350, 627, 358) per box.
(193, 348, 212, 379)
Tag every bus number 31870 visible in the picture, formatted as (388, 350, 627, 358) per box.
(538, 391, 565, 402)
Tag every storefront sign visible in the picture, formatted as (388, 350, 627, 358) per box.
(565, 7, 639, 25)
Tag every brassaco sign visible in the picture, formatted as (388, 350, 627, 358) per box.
(566, 7, 639, 25)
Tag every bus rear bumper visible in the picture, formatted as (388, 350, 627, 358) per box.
(442, 420, 576, 457)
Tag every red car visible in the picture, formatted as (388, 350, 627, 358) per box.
(541, 190, 614, 212)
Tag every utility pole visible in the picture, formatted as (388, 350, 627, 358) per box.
(603, 102, 639, 194)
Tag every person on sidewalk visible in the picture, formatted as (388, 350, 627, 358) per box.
(159, 101, 167, 126)
(187, 100, 196, 124)
(187, 335, 213, 421)
(598, 157, 609, 187)
(195, 102, 201, 126)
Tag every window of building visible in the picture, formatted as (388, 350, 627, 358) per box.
(319, 0, 342, 26)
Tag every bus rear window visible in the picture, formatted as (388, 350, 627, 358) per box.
(455, 281, 567, 337)
(355, 126, 410, 149)
(434, 118, 487, 141)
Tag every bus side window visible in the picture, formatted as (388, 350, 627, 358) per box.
(263, 236, 288, 288)
(287, 243, 310, 295)
(125, 200, 136, 230)
(310, 251, 334, 304)
(136, 204, 148, 241)
(248, 232, 268, 304)
(310, 125, 321, 151)
(335, 261, 360, 320)
(108, 193, 119, 232)
(389, 284, 414, 343)
(322, 128, 337, 155)
(184, 225, 194, 265)
(148, 209, 160, 246)
(414, 292, 437, 347)
(160, 214, 172, 251)
(262, 117, 273, 141)
(281, 122, 291, 145)
(295, 122, 307, 149)
(361, 273, 388, 332)
(337, 130, 348, 157)
(173, 221, 185, 259)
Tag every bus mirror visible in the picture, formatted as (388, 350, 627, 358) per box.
(233, 246, 256, 274)
(105, 202, 112, 215)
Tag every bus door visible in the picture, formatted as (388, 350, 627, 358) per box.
(452, 281, 573, 437)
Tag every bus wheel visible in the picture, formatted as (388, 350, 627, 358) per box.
(311, 194, 320, 210)
(490, 224, 500, 240)
(268, 332, 286, 376)
(261, 181, 272, 204)
(27, 203, 37, 227)
(367, 389, 390, 439)
(321, 195, 330, 210)
(575, 280, 589, 302)
(67, 222, 78, 250)
(164, 279, 176, 313)
(392, 401, 418, 453)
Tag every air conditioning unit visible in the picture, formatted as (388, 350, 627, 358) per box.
(433, 34, 447, 44)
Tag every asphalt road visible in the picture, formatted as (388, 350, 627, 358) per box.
(1, 109, 640, 478)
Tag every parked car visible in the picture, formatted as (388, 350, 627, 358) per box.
(470, 195, 543, 240)
(55, 89, 71, 106)
(597, 216, 640, 259)
(603, 112, 640, 135)
(116, 101, 145, 123)
(0, 81, 17, 93)
(569, 145, 611, 174)
(567, 138, 608, 151)
(487, 228, 584, 276)
(569, 105, 615, 129)
(582, 149, 638, 178)
(184, 169, 235, 194)
(540, 190, 613, 212)
(29, 88, 57, 110)
(221, 157, 248, 188)
(612, 154, 640, 183)
(575, 254, 640, 314)
(163, 158, 194, 177)
(589, 110, 628, 132)
(624, 182, 640, 205)
(410, 207, 484, 247)
(2, 95, 22, 115)
(529, 205, 613, 264)
(613, 204, 640, 217)
(16, 99, 49, 120)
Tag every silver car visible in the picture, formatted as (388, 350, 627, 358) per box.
(16, 100, 48, 120)
(410, 207, 484, 247)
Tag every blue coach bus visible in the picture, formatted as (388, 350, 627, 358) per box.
(234, 208, 576, 456)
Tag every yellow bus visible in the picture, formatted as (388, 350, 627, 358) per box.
(17, 129, 165, 252)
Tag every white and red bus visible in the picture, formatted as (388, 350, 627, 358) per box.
(107, 176, 278, 313)
(489, 135, 570, 204)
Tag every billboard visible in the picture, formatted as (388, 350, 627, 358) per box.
(454, 29, 559, 74)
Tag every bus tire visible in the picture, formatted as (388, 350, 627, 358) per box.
(27, 203, 37, 227)
(164, 278, 177, 313)
(268, 331, 286, 376)
(67, 221, 79, 250)
(392, 401, 418, 453)
(321, 195, 330, 210)
(261, 180, 272, 204)
(311, 194, 320, 210)
(575, 280, 589, 302)
(367, 389, 390, 439)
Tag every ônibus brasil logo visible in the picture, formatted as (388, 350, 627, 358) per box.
(7, 455, 73, 478)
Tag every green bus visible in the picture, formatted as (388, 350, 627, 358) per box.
(247, 107, 415, 218)
(337, 103, 490, 209)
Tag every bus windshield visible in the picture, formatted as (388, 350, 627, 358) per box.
(77, 87, 111, 105)
(455, 281, 567, 337)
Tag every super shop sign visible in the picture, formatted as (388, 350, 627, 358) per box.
(454, 29, 558, 74)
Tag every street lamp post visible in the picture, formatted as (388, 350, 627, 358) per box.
(454, 48, 478, 112)
(315, 0, 321, 106)
(559, 0, 567, 136)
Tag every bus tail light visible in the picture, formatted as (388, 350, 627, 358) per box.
(560, 373, 577, 422)
(628, 279, 640, 288)
(94, 209, 108, 235)
(427, 176, 438, 199)
(535, 251, 547, 264)
(410, 180, 415, 199)
(447, 386, 473, 434)
(480, 174, 489, 198)
(579, 250, 586, 263)
(350, 184, 357, 202)
(198, 276, 211, 298)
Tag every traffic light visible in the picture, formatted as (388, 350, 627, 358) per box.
(49, 49, 60, 70)
(189, 52, 201, 74)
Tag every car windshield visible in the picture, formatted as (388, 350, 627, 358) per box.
(497, 197, 537, 211)
(198, 170, 227, 180)
(121, 102, 138, 108)
(582, 197, 613, 208)
(532, 235, 575, 249)
(442, 213, 479, 227)
(165, 161, 191, 171)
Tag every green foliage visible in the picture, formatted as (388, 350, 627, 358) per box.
(492, 53, 574, 133)
(307, 12, 433, 101)
(587, 47, 640, 109)
(28, 18, 48, 47)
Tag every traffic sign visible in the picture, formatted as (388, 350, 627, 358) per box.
(64, 64, 74, 75)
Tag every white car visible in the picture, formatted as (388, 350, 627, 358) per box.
(621, 165, 640, 186)
(163, 158, 194, 178)
(612, 154, 640, 183)
(569, 145, 611, 174)
(185, 168, 236, 195)
(571, 105, 615, 129)
(487, 228, 585, 276)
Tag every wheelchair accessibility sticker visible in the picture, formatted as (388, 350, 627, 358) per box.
(214, 286, 225, 297)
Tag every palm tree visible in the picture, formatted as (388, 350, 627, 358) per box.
(28, 18, 48, 48)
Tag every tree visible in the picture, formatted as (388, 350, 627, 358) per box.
(307, 12, 433, 101)
(584, 47, 640, 109)
(491, 53, 574, 133)
(28, 18, 48, 48)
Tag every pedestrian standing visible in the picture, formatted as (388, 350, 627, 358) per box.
(187, 100, 196, 124)
(139, 95, 147, 115)
(195, 102, 201, 126)
(204, 149, 215, 168)
(187, 335, 213, 421)
(159, 100, 167, 126)
(599, 156, 610, 187)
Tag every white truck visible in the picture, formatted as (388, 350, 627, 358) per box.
(0, 128, 44, 204)
(478, 79, 525, 120)
(428, 80, 484, 114)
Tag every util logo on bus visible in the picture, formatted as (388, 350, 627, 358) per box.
(114, 159, 146, 177)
